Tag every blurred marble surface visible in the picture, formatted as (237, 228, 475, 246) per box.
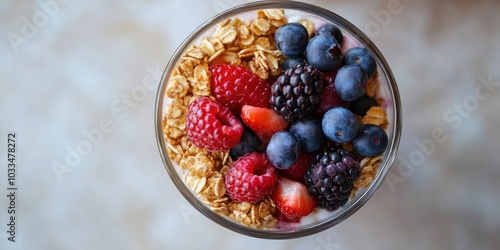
(1, 0, 499, 249)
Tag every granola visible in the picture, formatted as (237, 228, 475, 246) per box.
(350, 155, 383, 199)
(366, 71, 380, 97)
(362, 106, 389, 129)
(227, 196, 278, 228)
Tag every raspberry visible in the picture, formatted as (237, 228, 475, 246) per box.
(304, 147, 361, 211)
(186, 97, 244, 151)
(210, 64, 271, 115)
(225, 153, 278, 203)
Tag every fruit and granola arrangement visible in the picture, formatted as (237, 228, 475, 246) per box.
(162, 9, 389, 229)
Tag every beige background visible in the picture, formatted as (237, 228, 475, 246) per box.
(1, 0, 499, 249)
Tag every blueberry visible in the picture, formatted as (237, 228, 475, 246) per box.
(266, 131, 300, 169)
(343, 47, 377, 78)
(275, 23, 309, 57)
(230, 127, 265, 160)
(353, 124, 388, 157)
(334, 65, 368, 102)
(322, 107, 359, 143)
(316, 23, 343, 46)
(282, 56, 307, 70)
(289, 118, 326, 153)
(350, 94, 377, 116)
(306, 34, 342, 72)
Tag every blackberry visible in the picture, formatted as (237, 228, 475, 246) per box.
(304, 147, 361, 211)
(270, 64, 324, 122)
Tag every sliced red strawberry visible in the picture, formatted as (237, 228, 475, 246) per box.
(277, 153, 315, 183)
(272, 177, 317, 220)
(241, 105, 288, 143)
(275, 209, 301, 223)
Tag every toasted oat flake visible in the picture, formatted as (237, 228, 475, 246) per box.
(263, 9, 285, 20)
(250, 18, 271, 36)
(193, 63, 210, 84)
(215, 19, 240, 44)
(166, 142, 179, 154)
(213, 177, 226, 197)
(200, 38, 216, 57)
(298, 19, 315, 38)
(251, 206, 258, 225)
(166, 75, 189, 99)
(248, 60, 269, 80)
(254, 37, 272, 50)
(219, 165, 230, 177)
(366, 71, 380, 97)
(362, 106, 388, 129)
(210, 38, 225, 51)
(354, 155, 382, 190)
(195, 176, 207, 193)
(186, 47, 205, 60)
(256, 52, 270, 71)
(269, 18, 287, 28)
(208, 48, 226, 62)
(219, 50, 239, 64)
(238, 24, 252, 39)
(238, 47, 256, 58)
(212, 197, 229, 204)
(221, 151, 230, 166)
(240, 35, 255, 47)
(178, 58, 197, 77)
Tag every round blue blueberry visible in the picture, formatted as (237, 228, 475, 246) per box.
(266, 131, 300, 169)
(275, 23, 309, 57)
(322, 107, 359, 143)
(343, 47, 377, 78)
(316, 23, 343, 46)
(230, 127, 265, 160)
(353, 124, 388, 157)
(334, 65, 368, 101)
(282, 56, 307, 70)
(306, 34, 342, 72)
(289, 118, 326, 153)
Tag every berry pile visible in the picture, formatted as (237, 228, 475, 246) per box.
(182, 20, 389, 224)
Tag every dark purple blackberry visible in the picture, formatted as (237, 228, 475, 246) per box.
(304, 147, 361, 211)
(270, 64, 324, 122)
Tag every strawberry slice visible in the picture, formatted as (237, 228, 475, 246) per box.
(275, 209, 301, 223)
(272, 177, 317, 220)
(241, 105, 288, 143)
(277, 153, 315, 183)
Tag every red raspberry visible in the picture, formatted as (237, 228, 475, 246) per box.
(210, 64, 271, 115)
(225, 153, 278, 203)
(186, 97, 243, 151)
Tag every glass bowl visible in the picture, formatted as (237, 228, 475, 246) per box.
(155, 0, 401, 239)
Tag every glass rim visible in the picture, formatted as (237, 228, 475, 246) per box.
(154, 0, 402, 239)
